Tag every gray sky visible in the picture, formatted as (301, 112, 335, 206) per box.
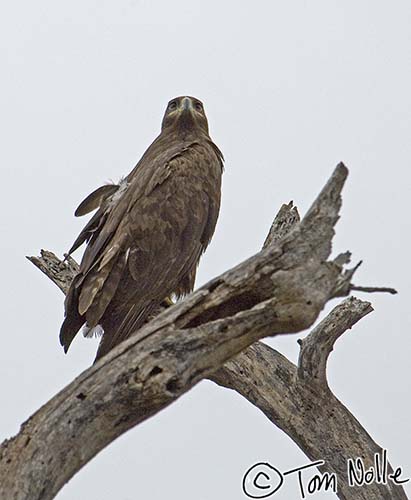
(1, 1, 410, 499)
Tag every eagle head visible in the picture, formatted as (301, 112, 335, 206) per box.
(161, 96, 209, 135)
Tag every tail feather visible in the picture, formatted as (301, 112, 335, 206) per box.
(60, 290, 85, 353)
(94, 302, 156, 362)
(60, 275, 84, 352)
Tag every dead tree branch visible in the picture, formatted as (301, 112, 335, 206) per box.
(0, 163, 404, 500)
(212, 297, 407, 500)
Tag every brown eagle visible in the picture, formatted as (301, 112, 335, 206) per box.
(60, 96, 223, 361)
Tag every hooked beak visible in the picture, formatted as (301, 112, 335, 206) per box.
(180, 96, 193, 112)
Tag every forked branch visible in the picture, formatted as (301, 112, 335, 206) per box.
(0, 163, 404, 500)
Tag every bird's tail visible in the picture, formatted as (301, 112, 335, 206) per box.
(60, 276, 85, 353)
(93, 301, 157, 363)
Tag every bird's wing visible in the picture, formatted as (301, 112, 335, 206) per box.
(61, 140, 222, 356)
(95, 142, 222, 358)
(60, 142, 195, 351)
(74, 184, 119, 217)
(67, 206, 108, 256)
(67, 184, 120, 255)
(67, 177, 136, 256)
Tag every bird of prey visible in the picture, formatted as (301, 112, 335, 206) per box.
(60, 96, 224, 362)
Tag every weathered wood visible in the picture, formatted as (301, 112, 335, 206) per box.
(212, 297, 407, 500)
(0, 163, 404, 500)
(297, 297, 373, 386)
(26, 251, 79, 294)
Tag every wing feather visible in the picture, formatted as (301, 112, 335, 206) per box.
(62, 135, 223, 359)
(84, 251, 128, 327)
(75, 184, 119, 217)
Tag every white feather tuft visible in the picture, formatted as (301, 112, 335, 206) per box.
(109, 177, 129, 207)
(82, 324, 104, 339)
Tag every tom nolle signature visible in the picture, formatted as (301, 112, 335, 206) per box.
(242, 449, 409, 498)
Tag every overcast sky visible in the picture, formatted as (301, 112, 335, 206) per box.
(1, 1, 410, 499)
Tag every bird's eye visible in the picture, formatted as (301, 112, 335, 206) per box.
(195, 102, 203, 111)
(168, 101, 177, 111)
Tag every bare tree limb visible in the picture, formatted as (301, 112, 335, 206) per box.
(26, 252, 79, 293)
(297, 297, 373, 385)
(0, 163, 404, 500)
(350, 284, 398, 294)
(212, 299, 407, 500)
(263, 200, 300, 247)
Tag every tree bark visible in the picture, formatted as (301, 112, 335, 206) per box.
(212, 297, 407, 500)
(0, 163, 405, 500)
